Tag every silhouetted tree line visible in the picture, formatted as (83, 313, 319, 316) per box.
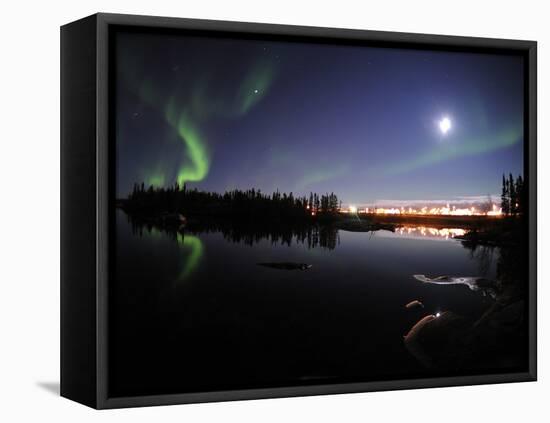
(124, 182, 341, 220)
(500, 173, 526, 216)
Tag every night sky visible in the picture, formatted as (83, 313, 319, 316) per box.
(115, 31, 524, 206)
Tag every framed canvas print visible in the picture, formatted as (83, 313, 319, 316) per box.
(60, 13, 537, 409)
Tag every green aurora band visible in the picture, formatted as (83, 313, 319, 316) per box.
(235, 62, 275, 116)
(385, 124, 523, 175)
(295, 164, 350, 191)
(136, 60, 276, 187)
(165, 104, 210, 186)
(147, 173, 166, 188)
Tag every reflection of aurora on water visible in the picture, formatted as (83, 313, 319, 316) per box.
(127, 216, 205, 280)
(176, 233, 204, 280)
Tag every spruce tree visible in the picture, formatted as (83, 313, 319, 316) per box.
(509, 173, 516, 215)
(501, 174, 509, 215)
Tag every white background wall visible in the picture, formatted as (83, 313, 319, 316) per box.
(0, 0, 547, 421)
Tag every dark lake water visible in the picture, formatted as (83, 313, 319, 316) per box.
(110, 210, 507, 397)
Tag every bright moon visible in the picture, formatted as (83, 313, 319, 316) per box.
(439, 117, 452, 135)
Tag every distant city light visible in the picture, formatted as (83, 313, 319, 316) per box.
(338, 202, 506, 217)
(435, 312, 441, 318)
(368, 204, 502, 217)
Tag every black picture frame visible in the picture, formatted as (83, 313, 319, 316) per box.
(61, 12, 537, 409)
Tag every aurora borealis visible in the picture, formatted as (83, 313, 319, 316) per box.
(115, 32, 524, 206)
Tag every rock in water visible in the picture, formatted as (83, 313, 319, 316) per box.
(257, 262, 312, 270)
(413, 274, 499, 299)
(403, 314, 437, 367)
(405, 300, 424, 310)
(404, 311, 469, 368)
